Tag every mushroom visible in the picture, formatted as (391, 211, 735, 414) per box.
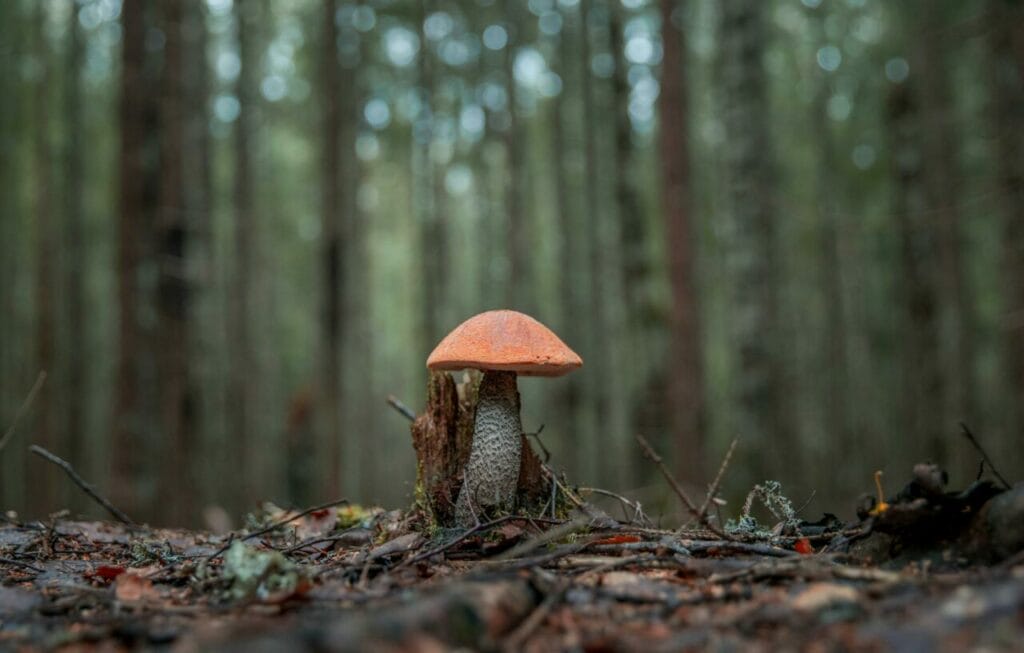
(427, 310, 582, 524)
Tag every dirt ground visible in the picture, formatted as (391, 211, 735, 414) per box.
(2, 489, 1023, 653)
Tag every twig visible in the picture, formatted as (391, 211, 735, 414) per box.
(578, 487, 650, 526)
(697, 436, 739, 520)
(206, 498, 349, 559)
(494, 517, 590, 561)
(633, 434, 733, 540)
(502, 555, 653, 651)
(386, 395, 417, 422)
(0, 372, 47, 454)
(395, 515, 561, 570)
(0, 557, 45, 573)
(29, 445, 133, 524)
(960, 423, 1011, 490)
(524, 424, 550, 462)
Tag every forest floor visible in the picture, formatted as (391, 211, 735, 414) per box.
(3, 459, 1024, 652)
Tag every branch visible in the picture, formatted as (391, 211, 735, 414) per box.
(0, 372, 47, 455)
(960, 423, 1012, 490)
(207, 497, 349, 559)
(633, 434, 734, 540)
(386, 395, 417, 422)
(29, 445, 133, 524)
(698, 436, 739, 520)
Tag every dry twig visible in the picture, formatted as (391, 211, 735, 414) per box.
(386, 395, 417, 422)
(0, 372, 47, 455)
(960, 422, 1011, 490)
(29, 445, 133, 524)
(206, 498, 349, 559)
(698, 436, 739, 520)
(634, 434, 734, 540)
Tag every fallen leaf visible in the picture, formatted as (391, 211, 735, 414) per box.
(115, 571, 158, 603)
(593, 534, 642, 546)
(89, 565, 126, 582)
(794, 538, 813, 555)
(791, 582, 860, 612)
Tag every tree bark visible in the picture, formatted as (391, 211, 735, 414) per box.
(157, 0, 196, 526)
(230, 0, 258, 510)
(719, 0, 790, 486)
(504, 0, 528, 311)
(64, 0, 87, 499)
(417, 0, 447, 352)
(658, 0, 705, 484)
(887, 82, 944, 463)
(320, 0, 343, 499)
(916, 2, 975, 465)
(31, 1, 58, 516)
(113, 0, 158, 516)
(989, 0, 1024, 443)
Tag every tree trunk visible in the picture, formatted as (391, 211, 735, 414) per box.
(719, 0, 790, 486)
(658, 0, 705, 484)
(31, 1, 58, 517)
(113, 0, 157, 517)
(808, 4, 850, 488)
(504, 0, 528, 311)
(230, 0, 258, 510)
(157, 0, 196, 526)
(989, 0, 1024, 447)
(578, 0, 607, 483)
(320, 0, 343, 500)
(64, 0, 87, 502)
(417, 0, 446, 352)
(916, 2, 975, 473)
(887, 82, 944, 463)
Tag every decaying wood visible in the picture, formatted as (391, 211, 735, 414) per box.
(410, 371, 552, 526)
(410, 371, 476, 525)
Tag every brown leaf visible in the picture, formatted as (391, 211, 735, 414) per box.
(114, 571, 159, 603)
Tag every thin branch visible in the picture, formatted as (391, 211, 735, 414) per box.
(29, 445, 133, 524)
(0, 557, 44, 573)
(960, 423, 1011, 490)
(578, 487, 650, 526)
(698, 436, 739, 520)
(633, 434, 733, 540)
(0, 372, 47, 454)
(206, 497, 349, 559)
(386, 395, 417, 422)
(394, 515, 562, 570)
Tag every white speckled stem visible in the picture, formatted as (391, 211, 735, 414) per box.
(455, 371, 522, 525)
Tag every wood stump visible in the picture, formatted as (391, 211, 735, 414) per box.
(411, 371, 550, 526)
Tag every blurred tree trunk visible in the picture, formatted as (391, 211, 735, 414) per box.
(917, 3, 975, 461)
(578, 0, 606, 482)
(157, 0, 197, 526)
(114, 0, 158, 516)
(658, 0, 705, 484)
(182, 0, 213, 506)
(64, 0, 87, 495)
(418, 0, 446, 350)
(808, 5, 850, 483)
(887, 82, 944, 461)
(719, 0, 790, 486)
(550, 3, 584, 463)
(320, 0, 343, 499)
(230, 0, 257, 510)
(613, 3, 649, 343)
(31, 1, 58, 516)
(989, 0, 1024, 440)
(504, 0, 527, 309)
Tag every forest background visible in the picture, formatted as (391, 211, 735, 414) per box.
(1, 0, 1022, 528)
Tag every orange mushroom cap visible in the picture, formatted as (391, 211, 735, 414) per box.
(427, 310, 583, 377)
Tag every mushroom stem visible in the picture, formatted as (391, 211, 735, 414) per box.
(456, 370, 522, 524)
